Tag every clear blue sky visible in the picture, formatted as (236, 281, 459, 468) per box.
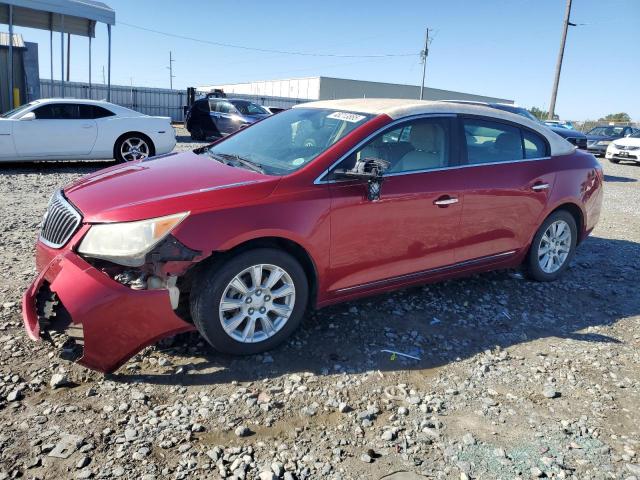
(8, 0, 640, 120)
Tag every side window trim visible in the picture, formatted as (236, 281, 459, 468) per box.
(316, 113, 458, 184)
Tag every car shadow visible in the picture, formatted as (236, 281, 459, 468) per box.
(604, 174, 637, 183)
(111, 234, 639, 387)
(0, 160, 115, 175)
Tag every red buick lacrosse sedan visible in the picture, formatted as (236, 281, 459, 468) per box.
(22, 99, 603, 372)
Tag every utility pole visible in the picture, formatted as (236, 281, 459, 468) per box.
(419, 29, 430, 100)
(66, 33, 71, 82)
(168, 51, 175, 90)
(102, 65, 105, 84)
(548, 0, 574, 120)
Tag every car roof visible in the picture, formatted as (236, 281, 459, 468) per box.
(297, 98, 575, 157)
(31, 98, 143, 116)
(36, 98, 113, 106)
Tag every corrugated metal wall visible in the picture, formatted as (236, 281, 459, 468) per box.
(40, 80, 187, 121)
(199, 78, 320, 100)
(209, 92, 308, 109)
(38, 80, 308, 120)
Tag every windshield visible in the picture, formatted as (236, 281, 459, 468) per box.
(207, 108, 373, 175)
(231, 101, 269, 115)
(0, 102, 37, 119)
(588, 126, 625, 136)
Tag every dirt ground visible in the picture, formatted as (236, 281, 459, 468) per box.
(0, 128, 638, 480)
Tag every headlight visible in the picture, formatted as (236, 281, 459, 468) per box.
(596, 140, 611, 146)
(78, 212, 189, 266)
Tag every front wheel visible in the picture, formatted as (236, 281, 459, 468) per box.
(191, 249, 309, 355)
(526, 210, 577, 282)
(609, 158, 620, 164)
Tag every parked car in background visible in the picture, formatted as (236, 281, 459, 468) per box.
(544, 120, 574, 130)
(185, 98, 271, 140)
(443, 101, 588, 150)
(586, 125, 638, 156)
(605, 130, 640, 164)
(0, 99, 175, 162)
(23, 99, 603, 372)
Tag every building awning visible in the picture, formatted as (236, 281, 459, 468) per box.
(0, 0, 115, 37)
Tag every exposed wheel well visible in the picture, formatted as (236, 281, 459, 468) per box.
(195, 237, 319, 310)
(113, 131, 156, 158)
(551, 203, 584, 243)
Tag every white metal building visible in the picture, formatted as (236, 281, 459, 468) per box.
(198, 76, 513, 105)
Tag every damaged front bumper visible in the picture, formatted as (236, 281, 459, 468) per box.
(22, 247, 196, 373)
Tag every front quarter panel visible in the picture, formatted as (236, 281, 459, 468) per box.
(172, 182, 332, 299)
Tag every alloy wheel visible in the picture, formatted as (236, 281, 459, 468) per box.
(218, 264, 296, 343)
(120, 137, 150, 161)
(537, 220, 571, 274)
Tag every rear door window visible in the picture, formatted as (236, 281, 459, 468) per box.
(462, 118, 549, 164)
(463, 119, 523, 164)
(523, 130, 547, 159)
(79, 105, 115, 119)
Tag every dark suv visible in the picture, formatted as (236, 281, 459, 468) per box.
(185, 98, 270, 140)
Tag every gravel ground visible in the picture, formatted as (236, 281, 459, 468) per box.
(0, 128, 639, 480)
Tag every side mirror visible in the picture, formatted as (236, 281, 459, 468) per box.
(20, 112, 35, 121)
(334, 157, 390, 201)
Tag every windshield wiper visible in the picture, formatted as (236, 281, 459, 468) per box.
(215, 153, 266, 174)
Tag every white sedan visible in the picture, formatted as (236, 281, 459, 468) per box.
(605, 130, 640, 164)
(0, 99, 176, 162)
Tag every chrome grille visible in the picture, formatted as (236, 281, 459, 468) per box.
(40, 191, 82, 248)
(614, 143, 639, 151)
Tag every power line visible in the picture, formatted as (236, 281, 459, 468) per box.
(119, 21, 418, 58)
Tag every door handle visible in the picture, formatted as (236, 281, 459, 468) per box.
(531, 182, 550, 191)
(81, 124, 93, 128)
(434, 196, 459, 206)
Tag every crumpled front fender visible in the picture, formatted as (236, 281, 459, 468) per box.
(22, 251, 196, 373)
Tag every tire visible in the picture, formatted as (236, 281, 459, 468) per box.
(191, 248, 309, 355)
(190, 125, 205, 141)
(526, 210, 577, 282)
(609, 158, 620, 164)
(114, 133, 155, 163)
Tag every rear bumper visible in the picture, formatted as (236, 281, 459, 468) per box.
(22, 248, 195, 373)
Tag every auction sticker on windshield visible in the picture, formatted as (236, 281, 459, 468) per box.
(326, 112, 367, 123)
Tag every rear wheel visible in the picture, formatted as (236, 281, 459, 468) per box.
(114, 133, 154, 163)
(190, 125, 205, 141)
(526, 210, 577, 282)
(191, 249, 308, 355)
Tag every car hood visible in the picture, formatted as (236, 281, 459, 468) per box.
(586, 134, 618, 141)
(612, 137, 640, 147)
(64, 151, 279, 223)
(550, 126, 586, 138)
